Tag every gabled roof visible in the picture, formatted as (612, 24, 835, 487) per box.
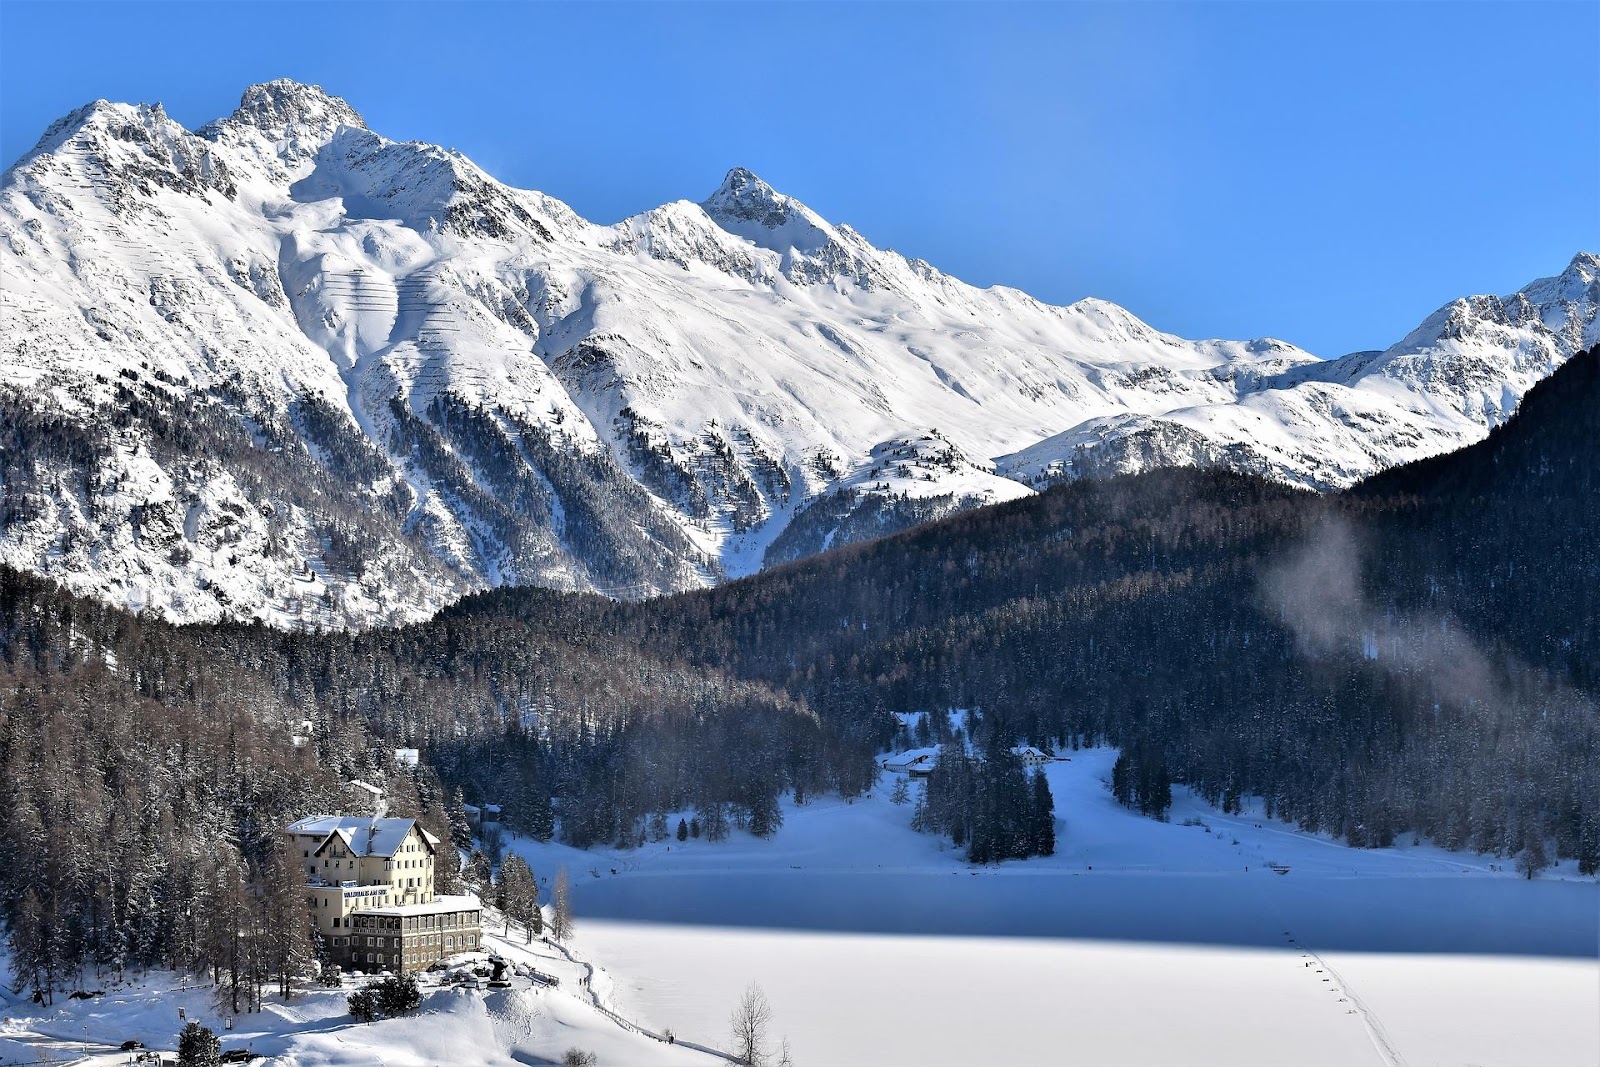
(287, 816, 439, 859)
(884, 746, 940, 769)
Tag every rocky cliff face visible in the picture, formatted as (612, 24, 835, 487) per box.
(2, 79, 1593, 627)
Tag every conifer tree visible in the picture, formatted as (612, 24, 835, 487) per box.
(1030, 769, 1056, 856)
(178, 1022, 220, 1067)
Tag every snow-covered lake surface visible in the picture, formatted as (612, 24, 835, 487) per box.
(506, 748, 1599, 1067)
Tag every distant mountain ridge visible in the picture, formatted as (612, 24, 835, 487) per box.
(1, 78, 1595, 628)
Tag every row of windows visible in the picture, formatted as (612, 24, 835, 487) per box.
(329, 915, 403, 931)
(330, 908, 479, 935)
(307, 859, 358, 878)
(403, 912, 475, 931)
(330, 934, 478, 952)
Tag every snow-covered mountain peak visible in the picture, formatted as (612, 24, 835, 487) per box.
(10, 98, 179, 173)
(607, 199, 770, 281)
(203, 79, 366, 171)
(1381, 252, 1600, 362)
(228, 79, 366, 140)
(1524, 251, 1600, 309)
(1001, 254, 1598, 493)
(271, 122, 563, 243)
(1064, 296, 1166, 342)
(3, 95, 244, 213)
(701, 167, 838, 253)
(702, 167, 794, 228)
(698, 167, 902, 292)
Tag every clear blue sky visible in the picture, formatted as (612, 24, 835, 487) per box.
(2, 1, 1596, 356)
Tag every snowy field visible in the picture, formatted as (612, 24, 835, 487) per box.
(505, 749, 1599, 1067)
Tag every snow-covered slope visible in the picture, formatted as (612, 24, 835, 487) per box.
(1001, 256, 1600, 488)
(2, 79, 1594, 627)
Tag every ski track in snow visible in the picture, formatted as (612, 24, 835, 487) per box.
(1249, 884, 1407, 1067)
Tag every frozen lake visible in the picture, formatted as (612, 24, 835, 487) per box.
(510, 749, 1600, 1066)
(569, 867, 1596, 955)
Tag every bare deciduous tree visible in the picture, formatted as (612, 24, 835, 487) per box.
(551, 867, 574, 941)
(730, 982, 773, 1066)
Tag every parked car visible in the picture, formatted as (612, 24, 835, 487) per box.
(219, 1050, 258, 1063)
(120, 1039, 146, 1051)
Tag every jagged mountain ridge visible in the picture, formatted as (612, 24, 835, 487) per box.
(1, 79, 1595, 628)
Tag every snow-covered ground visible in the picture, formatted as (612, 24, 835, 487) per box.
(501, 748, 1599, 1067)
(3, 750, 1593, 1065)
(0, 928, 717, 1067)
